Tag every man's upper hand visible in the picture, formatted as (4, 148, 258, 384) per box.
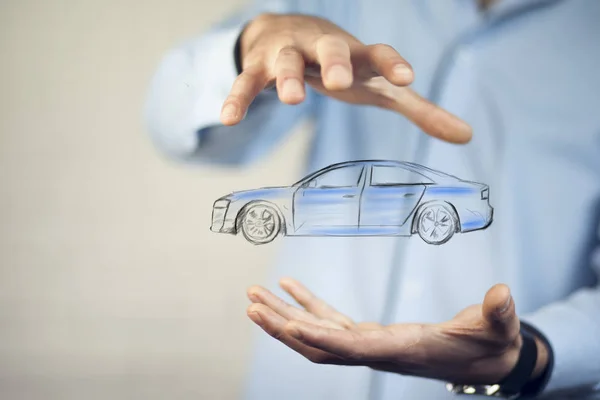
(220, 13, 472, 144)
(246, 278, 549, 386)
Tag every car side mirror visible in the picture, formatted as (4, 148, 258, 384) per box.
(302, 181, 317, 188)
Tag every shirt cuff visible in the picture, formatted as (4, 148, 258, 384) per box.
(520, 295, 600, 396)
(188, 25, 242, 132)
(144, 24, 244, 160)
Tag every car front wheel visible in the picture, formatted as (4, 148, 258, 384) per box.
(416, 203, 456, 245)
(239, 203, 282, 245)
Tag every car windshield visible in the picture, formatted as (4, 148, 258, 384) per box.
(292, 165, 346, 186)
(293, 173, 316, 186)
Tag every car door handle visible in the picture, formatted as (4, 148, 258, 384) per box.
(403, 193, 415, 197)
(343, 194, 356, 198)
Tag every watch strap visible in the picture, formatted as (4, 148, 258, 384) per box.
(496, 326, 538, 395)
(447, 323, 544, 398)
(518, 321, 554, 397)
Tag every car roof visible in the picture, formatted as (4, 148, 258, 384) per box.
(330, 160, 454, 175)
(294, 160, 460, 185)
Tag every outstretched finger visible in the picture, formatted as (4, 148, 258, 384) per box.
(284, 320, 398, 362)
(247, 303, 349, 365)
(221, 65, 269, 125)
(274, 46, 306, 105)
(392, 87, 473, 144)
(247, 285, 342, 329)
(279, 277, 355, 329)
(366, 43, 414, 86)
(315, 34, 353, 91)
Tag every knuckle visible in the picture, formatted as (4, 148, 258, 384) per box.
(345, 348, 365, 361)
(369, 43, 401, 61)
(318, 33, 341, 44)
(277, 68, 302, 80)
(228, 90, 251, 105)
(232, 75, 261, 98)
(371, 43, 395, 52)
(306, 353, 331, 364)
(340, 320, 355, 330)
(278, 45, 300, 58)
(223, 95, 242, 108)
(316, 34, 348, 52)
(325, 58, 351, 68)
(269, 326, 286, 341)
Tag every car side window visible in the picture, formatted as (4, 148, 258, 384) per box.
(310, 166, 364, 188)
(370, 166, 433, 186)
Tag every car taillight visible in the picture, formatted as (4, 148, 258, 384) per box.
(481, 188, 489, 200)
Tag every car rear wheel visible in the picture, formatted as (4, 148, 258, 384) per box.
(240, 203, 282, 245)
(416, 203, 456, 245)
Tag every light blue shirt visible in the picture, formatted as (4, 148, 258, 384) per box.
(144, 0, 600, 398)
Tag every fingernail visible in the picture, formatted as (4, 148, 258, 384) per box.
(326, 65, 352, 87)
(499, 296, 511, 314)
(282, 78, 303, 96)
(249, 311, 263, 326)
(393, 64, 413, 81)
(221, 104, 237, 119)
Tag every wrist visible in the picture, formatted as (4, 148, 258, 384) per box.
(530, 335, 549, 381)
(502, 332, 548, 382)
(448, 322, 552, 398)
(517, 321, 554, 397)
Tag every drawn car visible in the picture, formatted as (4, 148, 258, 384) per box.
(210, 160, 493, 245)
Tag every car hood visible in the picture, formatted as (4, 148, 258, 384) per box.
(220, 186, 295, 203)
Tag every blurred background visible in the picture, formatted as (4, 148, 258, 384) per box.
(0, 1, 312, 399)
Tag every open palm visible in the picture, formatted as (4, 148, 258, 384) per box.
(247, 278, 524, 384)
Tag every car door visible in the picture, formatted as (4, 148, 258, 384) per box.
(293, 165, 365, 234)
(359, 165, 430, 234)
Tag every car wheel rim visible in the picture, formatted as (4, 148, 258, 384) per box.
(420, 206, 452, 241)
(243, 207, 276, 240)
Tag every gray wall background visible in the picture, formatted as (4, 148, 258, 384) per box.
(0, 1, 312, 399)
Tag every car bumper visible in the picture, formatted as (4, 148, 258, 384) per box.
(460, 204, 494, 233)
(210, 207, 236, 234)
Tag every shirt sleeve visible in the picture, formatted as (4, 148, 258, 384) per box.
(143, 0, 318, 166)
(520, 236, 600, 397)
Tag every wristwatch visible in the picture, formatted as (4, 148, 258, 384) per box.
(446, 322, 554, 398)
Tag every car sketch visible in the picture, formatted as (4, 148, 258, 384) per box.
(210, 160, 493, 245)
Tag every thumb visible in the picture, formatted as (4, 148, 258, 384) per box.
(482, 284, 520, 339)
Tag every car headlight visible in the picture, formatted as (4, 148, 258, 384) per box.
(213, 199, 230, 209)
(481, 188, 489, 200)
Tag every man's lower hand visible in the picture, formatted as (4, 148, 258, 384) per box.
(246, 278, 548, 385)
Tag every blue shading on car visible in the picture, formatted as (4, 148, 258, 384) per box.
(210, 160, 494, 245)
